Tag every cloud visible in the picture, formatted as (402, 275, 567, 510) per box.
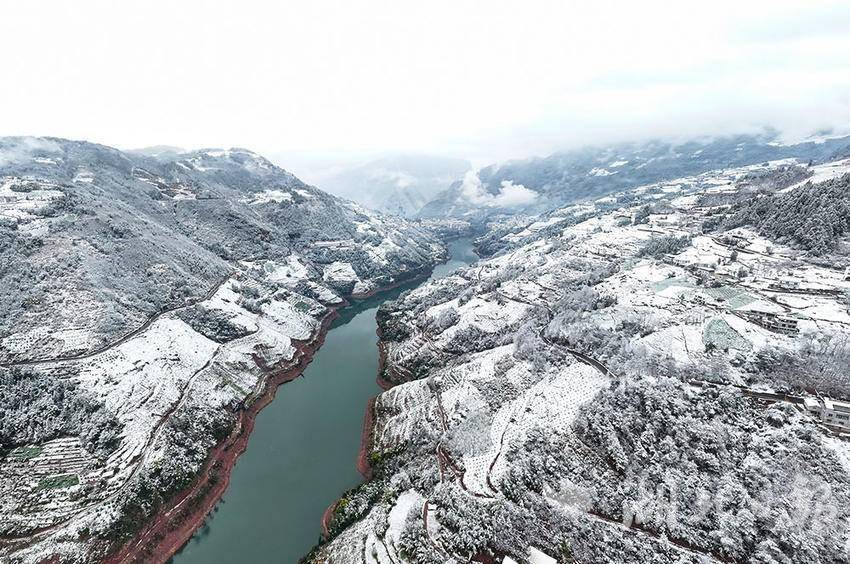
(459, 170, 538, 208)
(1, 1, 849, 164)
(0, 137, 62, 167)
(367, 168, 416, 189)
(493, 181, 538, 207)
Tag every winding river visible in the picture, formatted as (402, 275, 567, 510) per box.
(171, 237, 477, 564)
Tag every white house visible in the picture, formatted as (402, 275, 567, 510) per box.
(804, 397, 850, 430)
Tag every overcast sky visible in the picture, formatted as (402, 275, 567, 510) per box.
(1, 0, 849, 167)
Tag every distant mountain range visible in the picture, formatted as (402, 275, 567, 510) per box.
(304, 154, 470, 217)
(417, 133, 850, 223)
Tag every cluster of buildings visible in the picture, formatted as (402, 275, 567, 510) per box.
(737, 310, 799, 335)
(804, 397, 850, 431)
(663, 252, 751, 278)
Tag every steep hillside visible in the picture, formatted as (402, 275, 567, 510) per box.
(311, 158, 850, 563)
(417, 133, 850, 223)
(0, 138, 445, 365)
(0, 137, 446, 562)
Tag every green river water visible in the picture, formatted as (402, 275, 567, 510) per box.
(171, 237, 477, 564)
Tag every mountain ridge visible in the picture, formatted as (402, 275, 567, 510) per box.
(417, 133, 850, 223)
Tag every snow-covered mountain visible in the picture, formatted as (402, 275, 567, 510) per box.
(6, 134, 850, 564)
(417, 133, 850, 224)
(312, 157, 850, 563)
(0, 137, 446, 562)
(307, 154, 470, 217)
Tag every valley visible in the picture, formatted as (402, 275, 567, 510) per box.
(4, 4, 850, 563)
(3, 136, 850, 564)
(0, 138, 448, 563)
(169, 238, 477, 564)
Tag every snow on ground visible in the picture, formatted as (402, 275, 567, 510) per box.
(528, 547, 558, 564)
(502, 216, 568, 242)
(670, 194, 700, 209)
(504, 548, 558, 564)
(0, 258, 339, 550)
(243, 189, 293, 205)
(783, 158, 850, 192)
(436, 297, 530, 344)
(824, 437, 850, 475)
(0, 177, 65, 225)
(72, 169, 94, 183)
(260, 300, 316, 340)
(323, 261, 360, 285)
(374, 379, 437, 450)
(316, 156, 850, 564)
(488, 361, 607, 489)
(385, 490, 425, 559)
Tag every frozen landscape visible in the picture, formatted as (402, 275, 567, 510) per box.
(5, 3, 850, 563)
(0, 137, 447, 562)
(311, 153, 850, 563)
(3, 130, 850, 564)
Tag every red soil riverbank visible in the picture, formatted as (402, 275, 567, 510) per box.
(321, 397, 376, 538)
(355, 398, 378, 481)
(319, 500, 337, 539)
(104, 311, 338, 564)
(353, 321, 398, 490)
(109, 261, 443, 562)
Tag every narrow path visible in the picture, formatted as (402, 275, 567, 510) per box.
(2, 273, 232, 368)
(1, 343, 227, 544)
(584, 509, 733, 564)
(421, 501, 450, 559)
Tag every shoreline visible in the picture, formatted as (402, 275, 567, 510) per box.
(319, 500, 337, 540)
(355, 398, 377, 481)
(104, 311, 338, 564)
(107, 256, 447, 563)
(374, 322, 396, 391)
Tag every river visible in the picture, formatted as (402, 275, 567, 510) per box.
(170, 237, 477, 564)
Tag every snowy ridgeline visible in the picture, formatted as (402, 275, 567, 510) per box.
(312, 159, 850, 564)
(0, 137, 447, 563)
(0, 137, 447, 366)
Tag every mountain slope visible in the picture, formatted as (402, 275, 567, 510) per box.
(312, 157, 850, 563)
(0, 137, 446, 563)
(0, 138, 444, 364)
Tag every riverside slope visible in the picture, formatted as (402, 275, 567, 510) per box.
(0, 137, 446, 563)
(313, 158, 850, 564)
(170, 237, 478, 564)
